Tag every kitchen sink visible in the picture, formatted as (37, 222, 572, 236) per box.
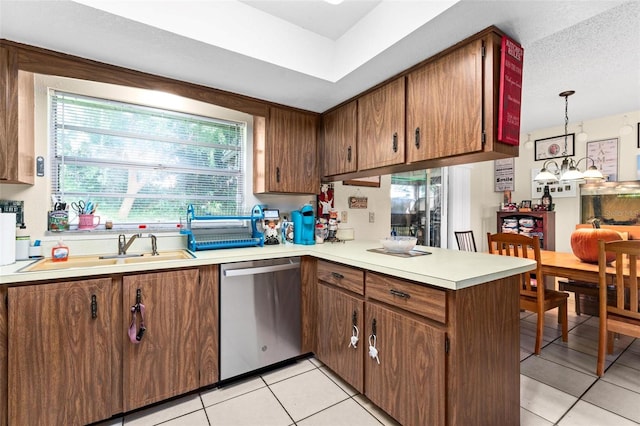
(20, 250, 195, 272)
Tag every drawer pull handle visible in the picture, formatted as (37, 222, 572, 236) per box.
(349, 311, 359, 349)
(91, 294, 97, 319)
(389, 289, 411, 299)
(331, 272, 344, 279)
(369, 319, 380, 364)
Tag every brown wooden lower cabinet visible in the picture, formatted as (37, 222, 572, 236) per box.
(364, 301, 446, 426)
(122, 269, 200, 411)
(316, 282, 364, 393)
(313, 261, 521, 426)
(7, 278, 116, 426)
(2, 265, 218, 425)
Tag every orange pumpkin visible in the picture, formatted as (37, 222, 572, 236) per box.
(570, 228, 621, 263)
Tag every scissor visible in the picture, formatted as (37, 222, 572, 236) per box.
(71, 201, 86, 215)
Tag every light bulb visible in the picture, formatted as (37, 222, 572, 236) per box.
(577, 122, 588, 142)
(524, 133, 533, 150)
(620, 115, 633, 135)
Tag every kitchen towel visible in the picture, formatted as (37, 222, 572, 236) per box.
(0, 213, 17, 265)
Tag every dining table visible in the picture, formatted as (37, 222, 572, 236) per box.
(540, 249, 639, 286)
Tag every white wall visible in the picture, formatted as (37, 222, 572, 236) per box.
(330, 176, 392, 242)
(469, 110, 640, 253)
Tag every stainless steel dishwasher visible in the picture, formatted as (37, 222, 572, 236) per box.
(220, 257, 302, 381)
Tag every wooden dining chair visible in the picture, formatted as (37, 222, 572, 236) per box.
(487, 232, 569, 354)
(596, 239, 640, 376)
(455, 230, 477, 252)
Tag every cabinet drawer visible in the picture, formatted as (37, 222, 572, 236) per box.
(317, 260, 364, 295)
(365, 272, 446, 323)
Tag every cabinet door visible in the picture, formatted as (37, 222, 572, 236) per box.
(8, 279, 114, 425)
(365, 302, 445, 426)
(406, 39, 484, 162)
(357, 78, 405, 170)
(122, 269, 199, 411)
(322, 101, 357, 177)
(261, 107, 318, 194)
(316, 283, 364, 393)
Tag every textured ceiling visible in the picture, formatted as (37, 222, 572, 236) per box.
(1, 0, 639, 135)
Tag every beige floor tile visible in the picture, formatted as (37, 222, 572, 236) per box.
(583, 380, 640, 423)
(319, 366, 359, 396)
(558, 400, 639, 426)
(540, 342, 601, 376)
(205, 387, 292, 426)
(520, 407, 553, 426)
(308, 357, 324, 368)
(269, 369, 350, 421)
(123, 394, 204, 426)
(201, 376, 266, 407)
(353, 395, 401, 426)
(297, 398, 381, 426)
(520, 375, 578, 424)
(600, 362, 640, 394)
(162, 409, 210, 426)
(617, 348, 640, 371)
(261, 358, 317, 385)
(520, 355, 597, 397)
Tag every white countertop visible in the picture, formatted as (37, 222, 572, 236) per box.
(0, 240, 535, 290)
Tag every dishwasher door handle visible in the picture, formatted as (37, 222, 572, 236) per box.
(223, 260, 300, 277)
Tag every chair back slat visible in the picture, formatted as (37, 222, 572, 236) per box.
(455, 230, 477, 252)
(599, 240, 640, 317)
(487, 232, 543, 296)
(597, 239, 640, 376)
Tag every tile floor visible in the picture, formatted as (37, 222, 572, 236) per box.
(96, 296, 640, 426)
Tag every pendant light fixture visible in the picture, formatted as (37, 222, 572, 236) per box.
(534, 91, 604, 183)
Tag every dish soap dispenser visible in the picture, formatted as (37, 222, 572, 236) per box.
(51, 240, 69, 262)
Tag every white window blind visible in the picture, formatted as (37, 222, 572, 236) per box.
(50, 90, 246, 225)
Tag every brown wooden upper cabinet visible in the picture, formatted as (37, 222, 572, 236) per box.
(322, 100, 357, 177)
(406, 38, 484, 162)
(0, 46, 34, 184)
(254, 106, 319, 194)
(357, 77, 405, 171)
(320, 26, 518, 180)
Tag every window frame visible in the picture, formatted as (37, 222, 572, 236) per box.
(46, 82, 253, 232)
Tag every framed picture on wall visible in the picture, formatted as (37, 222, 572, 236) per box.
(534, 134, 575, 161)
(587, 138, 618, 181)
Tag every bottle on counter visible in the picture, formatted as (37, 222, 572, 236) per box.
(541, 185, 553, 211)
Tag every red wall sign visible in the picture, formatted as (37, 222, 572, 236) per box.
(498, 35, 524, 146)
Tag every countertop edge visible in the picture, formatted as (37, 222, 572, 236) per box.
(1, 241, 536, 290)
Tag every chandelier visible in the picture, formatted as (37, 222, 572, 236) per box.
(533, 91, 604, 183)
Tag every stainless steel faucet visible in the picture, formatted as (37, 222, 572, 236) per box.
(150, 234, 158, 256)
(118, 233, 142, 255)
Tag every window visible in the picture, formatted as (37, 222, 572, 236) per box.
(50, 90, 246, 227)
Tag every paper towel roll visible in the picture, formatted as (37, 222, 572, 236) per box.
(0, 213, 17, 265)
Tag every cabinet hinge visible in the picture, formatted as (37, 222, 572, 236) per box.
(481, 131, 486, 146)
(481, 43, 486, 58)
(445, 336, 450, 354)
